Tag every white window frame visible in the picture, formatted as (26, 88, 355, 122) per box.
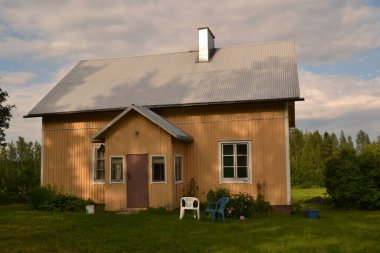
(218, 140, 252, 184)
(92, 144, 105, 184)
(150, 155, 167, 184)
(174, 154, 183, 184)
(109, 156, 125, 184)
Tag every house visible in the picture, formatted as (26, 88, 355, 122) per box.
(26, 27, 303, 213)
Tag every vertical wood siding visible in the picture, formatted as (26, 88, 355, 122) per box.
(43, 101, 290, 210)
(43, 112, 119, 204)
(156, 102, 287, 206)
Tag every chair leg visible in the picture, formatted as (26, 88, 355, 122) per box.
(197, 208, 200, 220)
(179, 209, 184, 220)
(211, 212, 216, 221)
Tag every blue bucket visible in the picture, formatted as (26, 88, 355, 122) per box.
(305, 210, 319, 219)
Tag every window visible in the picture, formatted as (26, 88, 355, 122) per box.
(174, 155, 183, 183)
(93, 144, 105, 182)
(151, 156, 166, 183)
(220, 141, 251, 183)
(110, 156, 124, 183)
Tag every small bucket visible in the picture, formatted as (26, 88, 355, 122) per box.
(305, 210, 319, 219)
(86, 205, 95, 214)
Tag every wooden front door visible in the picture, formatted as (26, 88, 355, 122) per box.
(127, 154, 149, 208)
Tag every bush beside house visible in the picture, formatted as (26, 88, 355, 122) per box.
(29, 185, 94, 212)
(325, 143, 380, 210)
(206, 185, 271, 219)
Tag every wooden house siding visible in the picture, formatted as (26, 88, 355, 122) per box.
(157, 102, 288, 206)
(42, 112, 120, 204)
(42, 101, 290, 210)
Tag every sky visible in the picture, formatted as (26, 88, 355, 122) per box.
(1, 0, 380, 143)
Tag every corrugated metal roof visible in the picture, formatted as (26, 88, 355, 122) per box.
(93, 105, 193, 141)
(26, 41, 301, 117)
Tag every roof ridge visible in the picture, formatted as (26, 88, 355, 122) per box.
(79, 40, 295, 63)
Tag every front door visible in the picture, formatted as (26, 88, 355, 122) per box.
(127, 154, 149, 208)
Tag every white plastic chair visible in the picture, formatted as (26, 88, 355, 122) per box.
(179, 197, 200, 220)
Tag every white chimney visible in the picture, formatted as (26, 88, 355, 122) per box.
(198, 27, 215, 62)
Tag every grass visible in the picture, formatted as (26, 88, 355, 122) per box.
(292, 187, 328, 203)
(0, 190, 379, 253)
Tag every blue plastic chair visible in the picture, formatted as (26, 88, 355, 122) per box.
(205, 197, 229, 221)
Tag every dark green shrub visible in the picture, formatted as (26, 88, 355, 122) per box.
(325, 147, 380, 209)
(29, 185, 94, 212)
(206, 187, 231, 202)
(253, 184, 271, 213)
(28, 185, 55, 210)
(42, 193, 87, 212)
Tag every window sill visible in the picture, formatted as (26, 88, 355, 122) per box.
(220, 179, 252, 184)
(151, 181, 167, 184)
(110, 181, 124, 184)
(93, 181, 105, 185)
(175, 180, 183, 184)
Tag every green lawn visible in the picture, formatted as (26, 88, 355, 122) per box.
(292, 188, 328, 203)
(0, 193, 379, 253)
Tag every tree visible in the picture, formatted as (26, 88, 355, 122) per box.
(356, 130, 370, 154)
(339, 130, 347, 147)
(339, 130, 354, 151)
(0, 87, 15, 145)
(0, 137, 40, 203)
(290, 128, 305, 186)
(290, 130, 326, 188)
(321, 132, 339, 160)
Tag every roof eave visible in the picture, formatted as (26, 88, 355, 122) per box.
(24, 97, 304, 118)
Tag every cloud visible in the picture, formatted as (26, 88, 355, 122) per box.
(0, 0, 379, 64)
(297, 70, 380, 139)
(3, 80, 53, 142)
(1, 67, 70, 142)
(0, 71, 36, 85)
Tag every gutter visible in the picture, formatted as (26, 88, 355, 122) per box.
(24, 97, 305, 118)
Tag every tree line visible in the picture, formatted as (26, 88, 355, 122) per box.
(290, 128, 377, 188)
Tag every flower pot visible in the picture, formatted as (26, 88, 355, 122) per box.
(305, 210, 319, 219)
(86, 205, 95, 214)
